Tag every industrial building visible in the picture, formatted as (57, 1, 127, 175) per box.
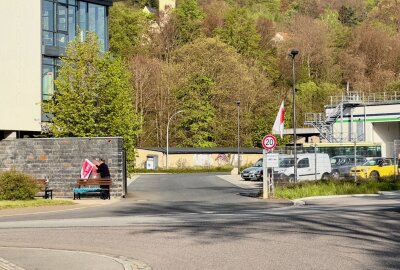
(303, 91, 400, 157)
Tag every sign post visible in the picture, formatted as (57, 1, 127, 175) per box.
(262, 135, 277, 199)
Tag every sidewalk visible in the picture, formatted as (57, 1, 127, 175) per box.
(0, 247, 150, 270)
(217, 174, 262, 189)
(0, 198, 119, 218)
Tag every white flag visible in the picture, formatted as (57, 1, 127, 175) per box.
(272, 101, 285, 138)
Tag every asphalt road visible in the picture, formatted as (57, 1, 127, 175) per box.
(0, 174, 399, 270)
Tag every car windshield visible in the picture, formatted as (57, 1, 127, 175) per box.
(362, 158, 382, 166)
(279, 158, 295, 168)
(254, 159, 262, 167)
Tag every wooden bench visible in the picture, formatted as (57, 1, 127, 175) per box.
(73, 178, 112, 200)
(35, 179, 53, 199)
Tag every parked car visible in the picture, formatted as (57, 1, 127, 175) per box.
(241, 159, 263, 181)
(241, 155, 292, 181)
(330, 155, 367, 179)
(276, 153, 331, 182)
(258, 156, 295, 181)
(350, 157, 397, 180)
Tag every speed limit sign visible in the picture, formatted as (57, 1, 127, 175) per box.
(262, 135, 277, 150)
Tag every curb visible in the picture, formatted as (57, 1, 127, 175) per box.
(0, 247, 152, 270)
(292, 193, 384, 206)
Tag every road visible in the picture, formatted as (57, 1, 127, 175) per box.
(0, 174, 399, 270)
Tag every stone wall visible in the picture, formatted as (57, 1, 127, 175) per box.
(0, 137, 124, 198)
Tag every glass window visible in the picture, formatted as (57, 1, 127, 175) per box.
(88, 4, 106, 51)
(78, 2, 87, 40)
(68, 6, 76, 39)
(68, 0, 76, 5)
(57, 4, 68, 32)
(42, 57, 55, 101)
(298, 158, 309, 168)
(58, 0, 67, 4)
(56, 33, 67, 47)
(42, 1, 54, 31)
(43, 31, 54, 46)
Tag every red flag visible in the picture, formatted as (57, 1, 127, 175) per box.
(272, 101, 285, 138)
(80, 159, 94, 179)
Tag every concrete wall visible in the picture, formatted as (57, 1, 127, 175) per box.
(0, 137, 124, 197)
(136, 149, 262, 169)
(0, 0, 42, 132)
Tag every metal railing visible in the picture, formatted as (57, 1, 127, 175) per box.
(328, 91, 400, 107)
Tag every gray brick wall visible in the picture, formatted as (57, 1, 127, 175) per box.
(0, 137, 124, 198)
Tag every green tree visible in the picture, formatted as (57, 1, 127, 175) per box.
(109, 2, 152, 58)
(176, 75, 217, 148)
(44, 33, 141, 172)
(215, 7, 261, 57)
(296, 81, 340, 126)
(175, 0, 205, 44)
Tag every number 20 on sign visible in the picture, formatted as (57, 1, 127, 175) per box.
(262, 135, 277, 150)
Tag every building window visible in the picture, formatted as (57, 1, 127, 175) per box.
(42, 0, 78, 47)
(78, 2, 87, 40)
(42, 57, 61, 101)
(79, 2, 107, 51)
(57, 4, 68, 32)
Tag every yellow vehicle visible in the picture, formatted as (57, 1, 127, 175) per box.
(350, 158, 397, 180)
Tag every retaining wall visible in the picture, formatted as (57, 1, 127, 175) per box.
(0, 137, 124, 198)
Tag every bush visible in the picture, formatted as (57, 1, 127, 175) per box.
(0, 169, 39, 200)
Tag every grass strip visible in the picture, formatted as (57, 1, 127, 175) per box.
(0, 199, 76, 210)
(275, 179, 400, 199)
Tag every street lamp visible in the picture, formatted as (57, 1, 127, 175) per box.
(289, 49, 299, 183)
(166, 110, 184, 169)
(236, 101, 241, 175)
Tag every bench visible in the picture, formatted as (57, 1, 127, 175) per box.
(73, 178, 112, 200)
(35, 179, 53, 199)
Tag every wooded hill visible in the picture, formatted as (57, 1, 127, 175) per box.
(109, 0, 400, 148)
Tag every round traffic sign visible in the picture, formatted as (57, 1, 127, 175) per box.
(262, 135, 277, 150)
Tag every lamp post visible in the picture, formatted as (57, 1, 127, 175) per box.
(166, 110, 184, 169)
(236, 101, 241, 174)
(289, 49, 299, 183)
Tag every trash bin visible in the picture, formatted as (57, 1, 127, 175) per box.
(146, 155, 158, 170)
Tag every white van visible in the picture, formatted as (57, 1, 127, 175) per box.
(276, 153, 331, 182)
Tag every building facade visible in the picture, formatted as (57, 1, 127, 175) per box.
(0, 0, 112, 140)
(305, 92, 400, 157)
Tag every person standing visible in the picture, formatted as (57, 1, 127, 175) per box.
(96, 158, 110, 199)
(96, 158, 110, 178)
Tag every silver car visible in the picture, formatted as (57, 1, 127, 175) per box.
(330, 155, 367, 179)
(240, 159, 263, 181)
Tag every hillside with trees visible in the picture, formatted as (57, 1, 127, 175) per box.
(109, 0, 400, 149)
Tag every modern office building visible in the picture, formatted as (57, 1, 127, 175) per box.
(0, 0, 112, 140)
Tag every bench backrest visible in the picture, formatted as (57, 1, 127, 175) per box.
(77, 178, 112, 186)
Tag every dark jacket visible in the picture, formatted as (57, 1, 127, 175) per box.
(97, 163, 110, 178)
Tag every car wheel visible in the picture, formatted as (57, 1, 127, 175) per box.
(370, 171, 379, 180)
(321, 173, 330, 181)
(288, 175, 295, 183)
(331, 170, 340, 180)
